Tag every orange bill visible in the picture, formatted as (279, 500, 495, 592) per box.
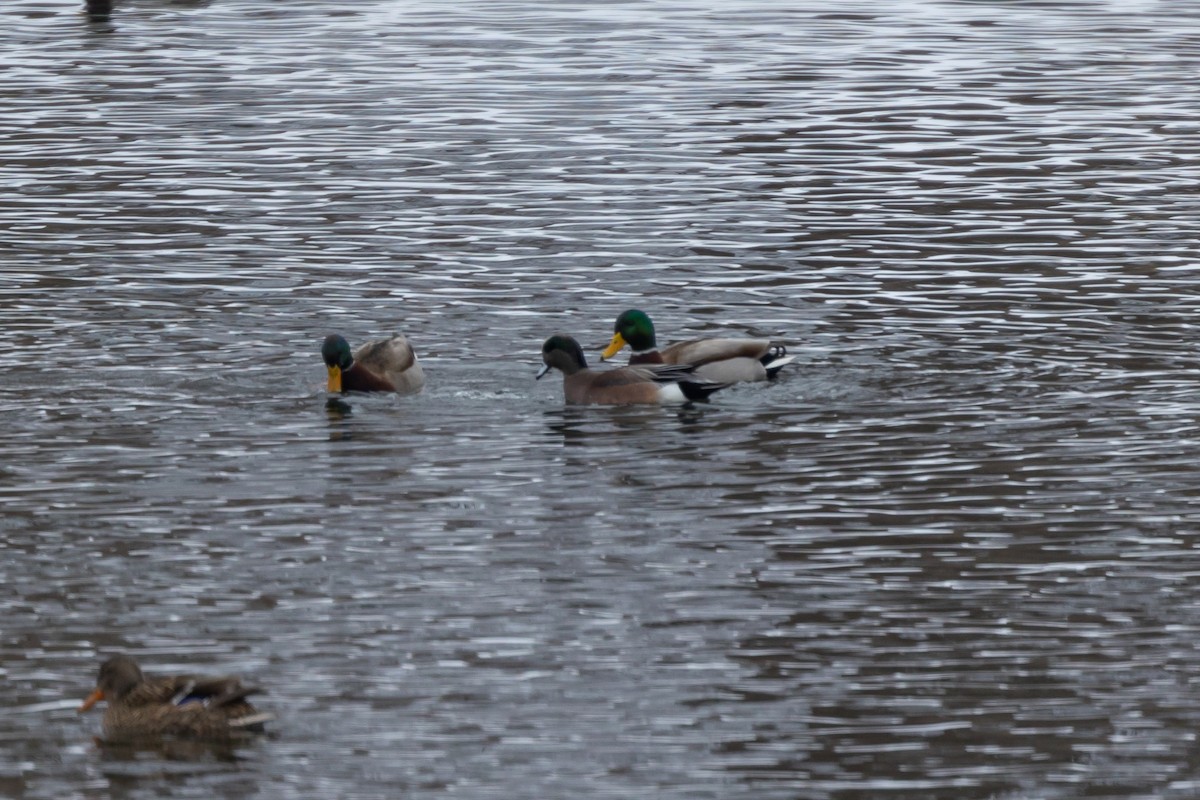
(78, 688, 104, 713)
(326, 365, 343, 393)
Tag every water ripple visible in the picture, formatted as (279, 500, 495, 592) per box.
(3, 1, 1200, 799)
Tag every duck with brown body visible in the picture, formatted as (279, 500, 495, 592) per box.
(78, 655, 273, 742)
(537, 333, 728, 405)
(322, 333, 425, 394)
(601, 309, 793, 383)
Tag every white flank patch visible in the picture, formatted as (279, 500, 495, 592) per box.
(229, 712, 276, 727)
(657, 383, 687, 404)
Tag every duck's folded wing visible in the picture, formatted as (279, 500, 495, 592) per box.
(355, 335, 417, 373)
(661, 338, 772, 366)
(127, 675, 260, 708)
(356, 335, 424, 392)
(592, 364, 699, 387)
(122, 676, 198, 707)
(184, 677, 261, 708)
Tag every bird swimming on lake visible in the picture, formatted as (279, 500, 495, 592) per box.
(78, 654, 273, 742)
(537, 333, 728, 405)
(322, 333, 425, 394)
(600, 309, 792, 383)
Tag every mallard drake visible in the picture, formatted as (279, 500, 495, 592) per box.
(600, 309, 792, 383)
(322, 333, 425, 394)
(537, 333, 728, 405)
(78, 655, 273, 742)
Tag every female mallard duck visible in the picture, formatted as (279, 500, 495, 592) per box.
(78, 655, 273, 742)
(600, 309, 792, 383)
(537, 333, 728, 405)
(322, 333, 425, 394)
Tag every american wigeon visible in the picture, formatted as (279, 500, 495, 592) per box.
(537, 333, 728, 405)
(322, 333, 425, 394)
(78, 655, 273, 742)
(600, 309, 792, 383)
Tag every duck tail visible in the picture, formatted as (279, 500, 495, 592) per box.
(760, 344, 794, 379)
(678, 380, 731, 402)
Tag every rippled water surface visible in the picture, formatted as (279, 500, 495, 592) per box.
(4, 0, 1200, 798)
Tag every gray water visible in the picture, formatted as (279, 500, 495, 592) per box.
(4, 0, 1200, 798)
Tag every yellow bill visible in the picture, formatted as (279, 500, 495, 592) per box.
(327, 365, 343, 393)
(600, 331, 627, 361)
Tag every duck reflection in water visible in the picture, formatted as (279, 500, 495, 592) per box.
(325, 397, 354, 416)
(85, 0, 113, 18)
